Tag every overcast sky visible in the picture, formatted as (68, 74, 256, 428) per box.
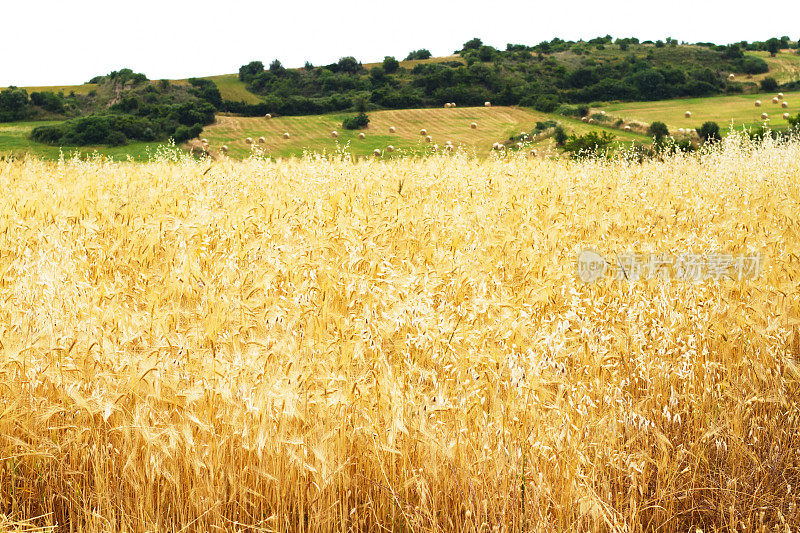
(2, 0, 798, 87)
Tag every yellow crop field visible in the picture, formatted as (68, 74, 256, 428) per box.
(1, 139, 799, 532)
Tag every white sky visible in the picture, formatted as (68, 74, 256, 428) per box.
(1, 0, 798, 87)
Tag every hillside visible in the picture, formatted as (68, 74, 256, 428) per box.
(197, 106, 651, 159)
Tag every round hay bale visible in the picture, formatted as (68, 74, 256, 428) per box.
(389, 126, 396, 133)
(470, 122, 477, 129)
(529, 149, 538, 157)
(588, 118, 595, 124)
(424, 135, 432, 143)
(772, 97, 779, 104)
(755, 100, 762, 107)
(782, 101, 789, 108)
(265, 113, 272, 119)
(685, 111, 692, 118)
(444, 103, 451, 108)
(358, 132, 366, 140)
(581, 116, 589, 123)
(283, 132, 290, 139)
(728, 73, 735, 80)
(492, 142, 499, 150)
(245, 137, 253, 144)
(484, 101, 491, 107)
(419, 129, 427, 136)
(373, 148, 381, 156)
(386, 145, 394, 152)
(331, 131, 338, 138)
(784, 113, 791, 120)
(778, 93, 784, 99)
(761, 112, 769, 120)
(600, 110, 606, 115)
(258, 136, 266, 143)
(220, 145, 228, 153)
(624, 125, 631, 132)
(431, 144, 438, 152)
(445, 144, 453, 152)
(201, 138, 208, 144)
(451, 102, 457, 108)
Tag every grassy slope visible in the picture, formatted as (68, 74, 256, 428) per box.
(603, 90, 800, 131)
(197, 106, 650, 159)
(747, 50, 800, 83)
(0, 121, 175, 161)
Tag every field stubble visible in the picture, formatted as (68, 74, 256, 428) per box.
(1, 139, 799, 531)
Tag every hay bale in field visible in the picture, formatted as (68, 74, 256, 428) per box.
(728, 73, 735, 80)
(783, 112, 790, 119)
(420, 129, 427, 136)
(373, 148, 381, 156)
(331, 131, 338, 138)
(685, 111, 692, 118)
(778, 93, 784, 99)
(201, 138, 208, 144)
(492, 142, 500, 150)
(773, 97, 780, 104)
(358, 133, 366, 140)
(470, 122, 477, 129)
(386, 145, 394, 152)
(529, 149, 537, 157)
(425, 135, 432, 143)
(755, 100, 762, 107)
(581, 116, 589, 123)
(485, 101, 491, 107)
(624, 125, 631, 132)
(258, 137, 266, 144)
(220, 145, 228, 153)
(389, 126, 396, 133)
(782, 101, 789, 108)
(588, 118, 595, 124)
(761, 112, 769, 120)
(445, 144, 453, 152)
(451, 102, 457, 108)
(444, 103, 451, 108)
(283, 132, 290, 139)
(600, 110, 606, 115)
(245, 137, 253, 144)
(265, 113, 272, 119)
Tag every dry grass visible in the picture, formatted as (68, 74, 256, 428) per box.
(1, 138, 799, 532)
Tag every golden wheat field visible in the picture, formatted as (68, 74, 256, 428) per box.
(1, 138, 799, 532)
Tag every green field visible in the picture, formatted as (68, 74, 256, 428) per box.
(0, 121, 176, 160)
(195, 106, 651, 159)
(602, 90, 800, 131)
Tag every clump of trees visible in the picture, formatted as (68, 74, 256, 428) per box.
(28, 69, 218, 146)
(232, 36, 776, 119)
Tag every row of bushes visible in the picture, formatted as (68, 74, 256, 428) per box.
(30, 99, 215, 146)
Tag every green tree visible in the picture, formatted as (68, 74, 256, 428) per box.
(405, 49, 431, 60)
(760, 77, 778, 92)
(382, 56, 399, 74)
(553, 126, 568, 146)
(697, 121, 722, 143)
(0, 86, 30, 122)
(766, 38, 781, 57)
(647, 121, 669, 143)
(462, 38, 483, 51)
(238, 61, 264, 82)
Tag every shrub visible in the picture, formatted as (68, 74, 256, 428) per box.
(554, 125, 568, 146)
(405, 49, 432, 61)
(382, 56, 399, 74)
(697, 121, 722, 143)
(760, 77, 779, 92)
(561, 131, 615, 157)
(647, 121, 669, 142)
(532, 95, 559, 113)
(342, 112, 370, 130)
